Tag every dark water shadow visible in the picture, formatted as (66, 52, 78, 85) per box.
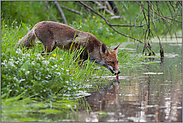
(76, 81, 121, 122)
(85, 81, 120, 111)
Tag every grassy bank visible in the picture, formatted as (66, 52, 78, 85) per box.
(1, 1, 181, 121)
(1, 19, 132, 121)
(1, 20, 95, 121)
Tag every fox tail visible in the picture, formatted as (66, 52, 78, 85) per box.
(17, 28, 36, 49)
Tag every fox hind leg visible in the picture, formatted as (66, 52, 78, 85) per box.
(36, 29, 57, 56)
(41, 39, 57, 56)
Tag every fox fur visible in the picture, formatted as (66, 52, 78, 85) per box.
(17, 21, 120, 74)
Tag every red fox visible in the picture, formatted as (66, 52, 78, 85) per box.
(17, 21, 120, 74)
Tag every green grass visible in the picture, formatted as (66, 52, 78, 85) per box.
(1, 15, 170, 121)
(0, 19, 157, 121)
(2, 1, 180, 120)
(1, 17, 131, 121)
(1, 20, 101, 121)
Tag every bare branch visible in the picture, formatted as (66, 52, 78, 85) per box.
(140, 1, 148, 23)
(147, 2, 174, 25)
(139, 2, 148, 40)
(109, 24, 143, 27)
(61, 5, 83, 15)
(79, 1, 144, 44)
(79, 1, 181, 57)
(178, 1, 182, 6)
(151, 2, 164, 58)
(147, 1, 151, 39)
(112, 14, 181, 27)
(95, 1, 114, 16)
(133, 9, 143, 26)
(169, 1, 175, 11)
(141, 14, 182, 27)
(55, 1, 67, 24)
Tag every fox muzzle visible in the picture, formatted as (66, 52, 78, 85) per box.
(114, 70, 121, 75)
(107, 66, 121, 75)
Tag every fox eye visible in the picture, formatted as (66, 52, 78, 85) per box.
(111, 62, 115, 65)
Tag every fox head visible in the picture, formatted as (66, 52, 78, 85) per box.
(98, 44, 121, 75)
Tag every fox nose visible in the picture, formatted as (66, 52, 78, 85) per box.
(115, 71, 121, 75)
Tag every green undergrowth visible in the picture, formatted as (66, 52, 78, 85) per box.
(1, 1, 181, 121)
(1, 21, 100, 121)
(1, 20, 149, 122)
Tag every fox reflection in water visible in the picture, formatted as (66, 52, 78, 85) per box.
(80, 81, 120, 112)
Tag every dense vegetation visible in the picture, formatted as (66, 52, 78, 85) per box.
(1, 1, 182, 122)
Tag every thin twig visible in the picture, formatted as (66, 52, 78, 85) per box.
(61, 5, 83, 15)
(55, 1, 67, 24)
(139, 1, 181, 24)
(109, 24, 143, 27)
(151, 2, 164, 57)
(95, 1, 114, 16)
(139, 2, 148, 40)
(169, 1, 175, 11)
(178, 1, 182, 6)
(133, 9, 143, 26)
(133, 2, 143, 47)
(147, 2, 174, 25)
(147, 1, 151, 40)
(79, 1, 144, 44)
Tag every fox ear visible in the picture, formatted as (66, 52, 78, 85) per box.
(100, 43, 109, 56)
(113, 45, 120, 52)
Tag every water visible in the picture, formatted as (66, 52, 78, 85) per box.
(75, 41, 182, 122)
(2, 39, 182, 122)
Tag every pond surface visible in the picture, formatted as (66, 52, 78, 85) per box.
(72, 40, 182, 122)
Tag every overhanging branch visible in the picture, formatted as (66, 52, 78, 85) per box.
(79, 1, 144, 44)
(79, 1, 181, 58)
